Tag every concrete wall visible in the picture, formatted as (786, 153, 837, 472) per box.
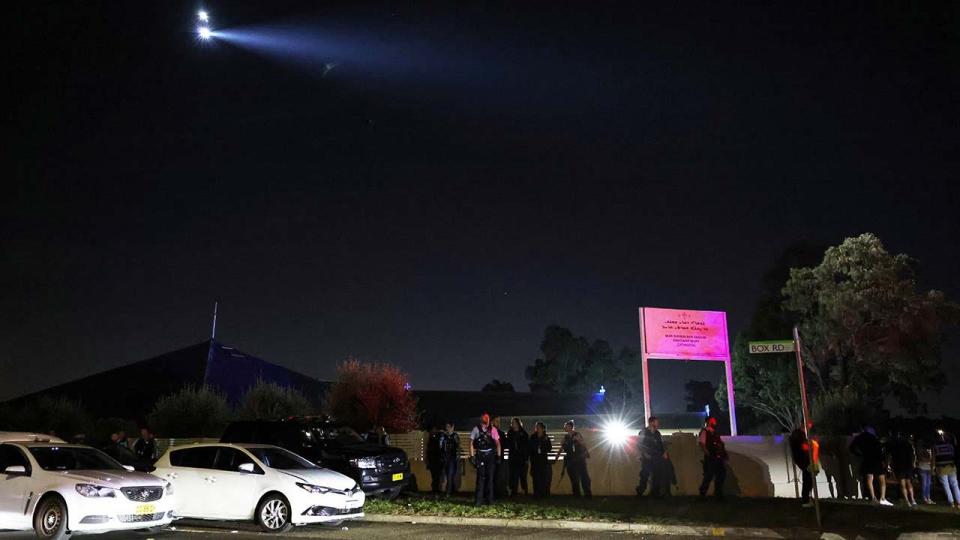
(402, 432, 856, 498)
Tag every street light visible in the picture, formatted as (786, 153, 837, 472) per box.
(198, 10, 209, 22)
(198, 26, 212, 40)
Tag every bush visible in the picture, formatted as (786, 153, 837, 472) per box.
(238, 380, 312, 420)
(811, 388, 874, 435)
(90, 417, 140, 447)
(325, 358, 418, 433)
(3, 397, 93, 441)
(148, 385, 233, 438)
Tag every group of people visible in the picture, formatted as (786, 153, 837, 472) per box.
(634, 416, 728, 501)
(426, 413, 592, 505)
(100, 427, 158, 469)
(848, 426, 960, 508)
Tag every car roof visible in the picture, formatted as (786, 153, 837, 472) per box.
(168, 442, 277, 450)
(0, 432, 67, 444)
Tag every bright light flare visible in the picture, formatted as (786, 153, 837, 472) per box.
(198, 26, 212, 40)
(601, 420, 635, 447)
(198, 10, 209, 22)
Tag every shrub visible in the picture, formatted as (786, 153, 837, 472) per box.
(238, 380, 312, 420)
(148, 385, 233, 438)
(6, 397, 93, 440)
(811, 388, 874, 435)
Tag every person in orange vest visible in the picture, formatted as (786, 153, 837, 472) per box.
(789, 429, 815, 507)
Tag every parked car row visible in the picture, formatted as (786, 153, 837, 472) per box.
(0, 418, 405, 539)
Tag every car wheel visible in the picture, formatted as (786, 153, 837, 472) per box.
(33, 495, 69, 540)
(383, 489, 402, 501)
(256, 493, 293, 533)
(321, 520, 344, 527)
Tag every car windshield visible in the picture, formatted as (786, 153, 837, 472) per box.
(29, 446, 126, 471)
(246, 447, 318, 470)
(310, 425, 363, 444)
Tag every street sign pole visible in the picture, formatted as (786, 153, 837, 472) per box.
(793, 326, 821, 528)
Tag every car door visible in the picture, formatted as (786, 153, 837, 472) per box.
(161, 446, 219, 519)
(0, 444, 34, 529)
(207, 447, 261, 519)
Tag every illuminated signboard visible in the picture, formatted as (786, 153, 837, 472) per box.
(641, 307, 729, 359)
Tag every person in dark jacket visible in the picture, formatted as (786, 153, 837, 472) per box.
(426, 425, 445, 493)
(849, 426, 891, 505)
(889, 432, 917, 506)
(789, 429, 814, 506)
(528, 421, 553, 497)
(505, 417, 530, 496)
(133, 427, 157, 464)
(698, 417, 728, 500)
(439, 422, 461, 496)
(555, 419, 591, 498)
(636, 416, 668, 497)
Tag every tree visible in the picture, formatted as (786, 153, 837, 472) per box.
(716, 242, 823, 433)
(238, 380, 313, 420)
(684, 380, 721, 414)
(325, 358, 418, 433)
(148, 385, 233, 438)
(524, 326, 641, 406)
(481, 379, 515, 392)
(783, 233, 959, 413)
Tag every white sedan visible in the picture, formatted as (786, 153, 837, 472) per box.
(153, 443, 364, 532)
(0, 435, 174, 539)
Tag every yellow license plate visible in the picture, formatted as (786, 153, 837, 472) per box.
(391, 473, 404, 481)
(135, 504, 156, 515)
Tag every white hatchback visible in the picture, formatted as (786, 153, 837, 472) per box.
(153, 443, 364, 532)
(0, 438, 174, 539)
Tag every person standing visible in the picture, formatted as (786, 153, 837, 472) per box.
(116, 430, 129, 450)
(789, 429, 814, 507)
(133, 427, 157, 464)
(469, 413, 501, 506)
(889, 432, 918, 506)
(555, 420, 591, 498)
(439, 422, 461, 496)
(636, 416, 668, 498)
(491, 417, 509, 498)
(528, 421, 553, 498)
(505, 417, 530, 496)
(849, 426, 891, 505)
(933, 431, 960, 509)
(698, 417, 728, 501)
(917, 438, 935, 504)
(426, 425, 444, 493)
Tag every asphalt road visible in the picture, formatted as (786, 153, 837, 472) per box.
(0, 521, 711, 539)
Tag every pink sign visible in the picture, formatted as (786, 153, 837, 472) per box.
(641, 307, 729, 359)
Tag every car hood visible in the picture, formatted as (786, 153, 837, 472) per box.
(55, 469, 164, 487)
(276, 468, 358, 491)
(325, 443, 405, 459)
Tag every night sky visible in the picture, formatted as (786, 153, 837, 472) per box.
(6, 2, 959, 414)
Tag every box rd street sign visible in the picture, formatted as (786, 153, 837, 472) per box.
(748, 340, 795, 354)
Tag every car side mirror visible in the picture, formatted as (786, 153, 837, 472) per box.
(4, 465, 27, 475)
(238, 463, 256, 473)
(122, 465, 135, 472)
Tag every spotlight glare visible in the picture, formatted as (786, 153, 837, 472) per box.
(602, 420, 634, 446)
(198, 10, 209, 22)
(198, 26, 212, 40)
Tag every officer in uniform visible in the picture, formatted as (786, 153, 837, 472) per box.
(698, 417, 728, 500)
(528, 421, 553, 497)
(636, 416, 668, 497)
(555, 419, 591, 498)
(439, 421, 461, 496)
(469, 412, 501, 505)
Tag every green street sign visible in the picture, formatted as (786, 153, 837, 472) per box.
(749, 340, 795, 354)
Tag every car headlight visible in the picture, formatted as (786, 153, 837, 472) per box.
(165, 481, 174, 496)
(296, 482, 330, 494)
(349, 457, 377, 469)
(75, 484, 116, 498)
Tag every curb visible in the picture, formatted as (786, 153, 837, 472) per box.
(363, 513, 801, 538)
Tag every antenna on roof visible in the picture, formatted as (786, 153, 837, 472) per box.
(211, 300, 219, 340)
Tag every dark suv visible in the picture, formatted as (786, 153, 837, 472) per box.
(220, 418, 409, 499)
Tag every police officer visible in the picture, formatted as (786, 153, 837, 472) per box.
(505, 417, 530, 496)
(555, 419, 591, 498)
(439, 421, 461, 496)
(528, 421, 553, 497)
(469, 412, 501, 505)
(426, 425, 444, 493)
(698, 417, 728, 500)
(636, 416, 668, 497)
